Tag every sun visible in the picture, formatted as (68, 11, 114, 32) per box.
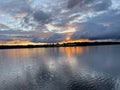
(65, 36, 71, 41)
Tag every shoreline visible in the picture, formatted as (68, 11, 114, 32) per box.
(0, 42, 120, 49)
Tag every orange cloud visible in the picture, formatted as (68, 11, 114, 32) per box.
(0, 38, 46, 46)
(14, 13, 28, 19)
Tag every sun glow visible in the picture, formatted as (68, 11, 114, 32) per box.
(65, 36, 71, 41)
(63, 32, 90, 43)
(65, 32, 73, 41)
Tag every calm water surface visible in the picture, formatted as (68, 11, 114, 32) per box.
(0, 45, 120, 90)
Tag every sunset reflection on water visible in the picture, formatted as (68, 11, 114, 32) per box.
(3, 48, 46, 60)
(0, 46, 120, 90)
(59, 47, 89, 58)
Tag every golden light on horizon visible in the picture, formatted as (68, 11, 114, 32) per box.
(73, 39, 90, 42)
(59, 39, 90, 44)
(0, 38, 47, 46)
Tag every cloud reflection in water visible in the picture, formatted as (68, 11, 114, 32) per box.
(0, 46, 120, 90)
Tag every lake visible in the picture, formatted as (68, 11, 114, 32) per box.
(0, 45, 120, 90)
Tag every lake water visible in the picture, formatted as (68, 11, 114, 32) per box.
(0, 45, 120, 90)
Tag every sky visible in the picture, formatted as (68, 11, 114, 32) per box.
(0, 0, 120, 43)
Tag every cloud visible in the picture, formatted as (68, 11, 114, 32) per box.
(46, 24, 76, 33)
(45, 33, 65, 42)
(13, 13, 28, 19)
(2, 0, 31, 14)
(0, 23, 10, 30)
(67, 0, 81, 8)
(71, 10, 120, 40)
(0, 0, 120, 42)
(67, 0, 111, 11)
(0, 30, 54, 42)
(71, 23, 107, 40)
(33, 10, 50, 23)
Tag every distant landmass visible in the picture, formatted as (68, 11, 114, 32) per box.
(0, 41, 120, 49)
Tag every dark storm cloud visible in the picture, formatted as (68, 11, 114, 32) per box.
(67, 0, 81, 8)
(71, 10, 120, 40)
(33, 10, 50, 22)
(23, 16, 30, 24)
(67, 0, 111, 11)
(71, 23, 106, 39)
(67, 0, 95, 8)
(72, 25, 120, 40)
(91, 10, 120, 23)
(90, 0, 112, 11)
